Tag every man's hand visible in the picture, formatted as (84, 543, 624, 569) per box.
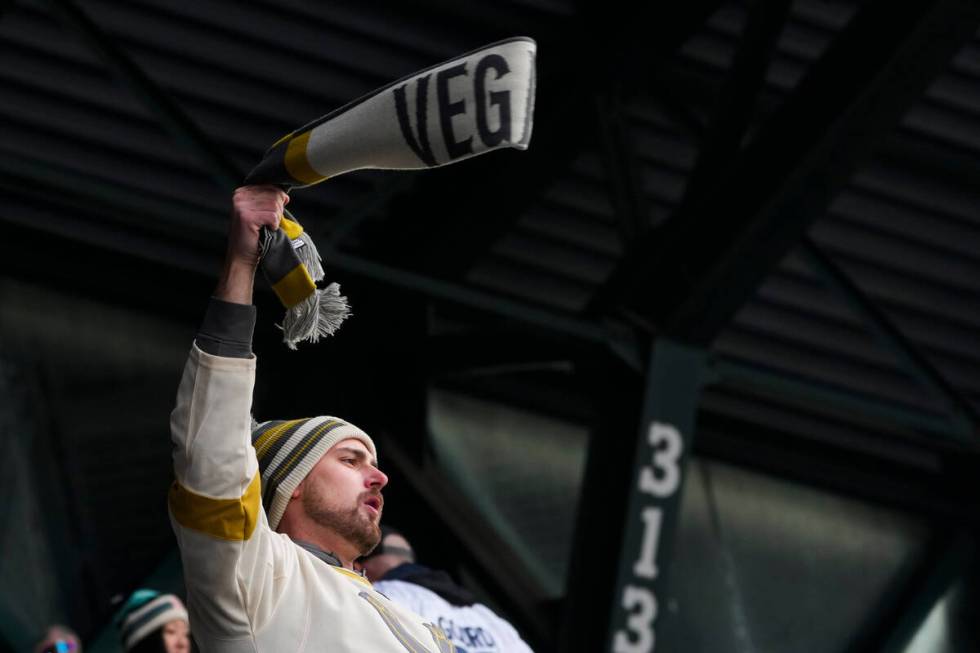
(216, 185, 289, 305)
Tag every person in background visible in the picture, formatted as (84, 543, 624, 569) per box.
(115, 589, 191, 653)
(361, 526, 534, 653)
(33, 624, 82, 653)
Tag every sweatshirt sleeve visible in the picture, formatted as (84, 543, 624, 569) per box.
(168, 331, 292, 647)
(195, 297, 257, 359)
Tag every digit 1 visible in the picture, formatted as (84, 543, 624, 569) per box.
(633, 506, 663, 580)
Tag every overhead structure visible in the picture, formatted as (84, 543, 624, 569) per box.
(1, 1, 979, 652)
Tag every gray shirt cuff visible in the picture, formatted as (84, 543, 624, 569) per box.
(195, 298, 256, 358)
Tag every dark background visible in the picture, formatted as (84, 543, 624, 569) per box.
(1, 0, 979, 651)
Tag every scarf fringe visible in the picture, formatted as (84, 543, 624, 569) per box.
(293, 231, 325, 282)
(281, 282, 351, 349)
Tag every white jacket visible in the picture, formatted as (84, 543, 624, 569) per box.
(168, 344, 455, 652)
(374, 580, 534, 653)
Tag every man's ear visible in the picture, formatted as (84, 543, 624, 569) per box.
(291, 476, 305, 500)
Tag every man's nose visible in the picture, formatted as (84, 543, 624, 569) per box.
(366, 466, 388, 489)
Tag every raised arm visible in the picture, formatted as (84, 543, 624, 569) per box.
(167, 186, 289, 645)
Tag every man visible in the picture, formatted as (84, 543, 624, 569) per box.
(363, 527, 534, 653)
(168, 185, 454, 652)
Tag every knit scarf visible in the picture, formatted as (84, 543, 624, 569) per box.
(244, 37, 537, 348)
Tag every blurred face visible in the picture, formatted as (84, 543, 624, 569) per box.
(162, 619, 189, 653)
(35, 627, 80, 653)
(361, 533, 413, 582)
(300, 438, 388, 556)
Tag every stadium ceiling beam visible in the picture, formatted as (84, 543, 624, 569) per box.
(40, 0, 240, 191)
(0, 148, 645, 367)
(672, 0, 793, 213)
(591, 0, 790, 311)
(597, 0, 980, 347)
(355, 0, 725, 281)
(20, 0, 648, 367)
(710, 356, 968, 440)
(425, 324, 606, 377)
(4, 146, 973, 446)
(587, 4, 980, 443)
(797, 239, 979, 441)
(596, 88, 647, 248)
(5, 144, 974, 446)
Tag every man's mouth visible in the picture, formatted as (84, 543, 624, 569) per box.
(363, 495, 383, 515)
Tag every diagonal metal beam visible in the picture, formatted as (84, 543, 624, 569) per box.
(6, 145, 972, 444)
(601, 0, 980, 346)
(33, 0, 660, 377)
(596, 87, 648, 250)
(0, 147, 646, 372)
(711, 356, 969, 439)
(877, 534, 975, 653)
(584, 0, 979, 440)
(694, 414, 980, 519)
(674, 0, 793, 211)
(843, 532, 975, 653)
(799, 237, 979, 440)
(6, 144, 973, 443)
(7, 0, 655, 369)
(0, 146, 224, 238)
(592, 0, 790, 304)
(558, 353, 644, 653)
(40, 0, 241, 191)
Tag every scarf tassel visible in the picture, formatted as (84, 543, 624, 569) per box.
(278, 228, 349, 349)
(281, 282, 350, 350)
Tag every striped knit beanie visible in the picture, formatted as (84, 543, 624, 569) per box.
(252, 416, 378, 530)
(115, 590, 188, 652)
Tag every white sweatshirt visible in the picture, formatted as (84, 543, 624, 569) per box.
(374, 580, 534, 653)
(168, 344, 455, 653)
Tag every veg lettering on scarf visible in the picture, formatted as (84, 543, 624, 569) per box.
(395, 51, 531, 165)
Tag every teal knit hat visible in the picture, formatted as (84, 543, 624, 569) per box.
(115, 589, 188, 652)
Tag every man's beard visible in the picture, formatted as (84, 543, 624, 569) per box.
(303, 490, 382, 556)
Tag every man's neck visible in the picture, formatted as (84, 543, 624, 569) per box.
(293, 541, 345, 568)
(281, 523, 359, 569)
